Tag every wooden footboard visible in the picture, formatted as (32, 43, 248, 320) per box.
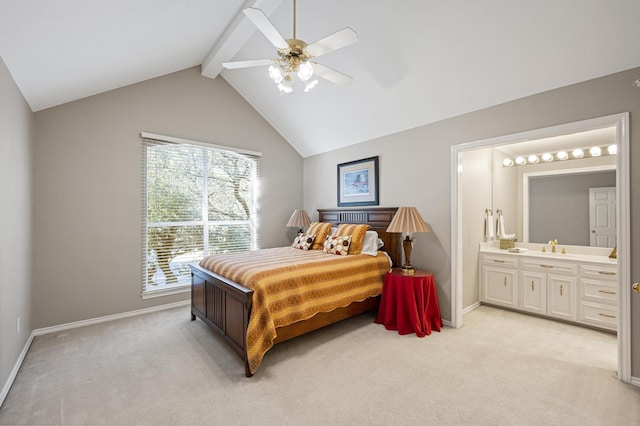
(191, 263, 254, 376)
(191, 207, 400, 377)
(191, 262, 381, 377)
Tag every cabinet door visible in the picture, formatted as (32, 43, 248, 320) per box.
(520, 271, 546, 314)
(579, 301, 617, 331)
(547, 274, 577, 320)
(483, 266, 517, 308)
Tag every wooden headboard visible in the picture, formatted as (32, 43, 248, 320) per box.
(318, 208, 401, 267)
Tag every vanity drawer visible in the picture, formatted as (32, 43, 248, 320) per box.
(580, 264, 617, 281)
(580, 301, 617, 331)
(520, 259, 577, 275)
(481, 255, 518, 268)
(581, 278, 617, 303)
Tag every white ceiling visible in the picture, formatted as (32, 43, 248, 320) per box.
(2, 1, 640, 158)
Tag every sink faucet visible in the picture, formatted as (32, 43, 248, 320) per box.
(548, 239, 558, 253)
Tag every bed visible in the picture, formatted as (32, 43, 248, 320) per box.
(190, 207, 401, 376)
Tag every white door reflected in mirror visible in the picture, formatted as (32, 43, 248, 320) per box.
(589, 187, 616, 247)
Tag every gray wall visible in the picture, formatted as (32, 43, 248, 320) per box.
(0, 58, 33, 397)
(529, 171, 616, 245)
(32, 67, 302, 329)
(304, 66, 640, 376)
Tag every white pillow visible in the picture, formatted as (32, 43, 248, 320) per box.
(360, 231, 382, 256)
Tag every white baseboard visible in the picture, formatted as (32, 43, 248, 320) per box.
(463, 302, 481, 316)
(631, 376, 640, 388)
(0, 300, 189, 408)
(0, 333, 34, 408)
(32, 300, 189, 336)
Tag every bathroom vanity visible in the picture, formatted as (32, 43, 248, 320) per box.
(479, 242, 617, 331)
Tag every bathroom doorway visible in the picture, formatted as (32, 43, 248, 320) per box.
(451, 113, 631, 383)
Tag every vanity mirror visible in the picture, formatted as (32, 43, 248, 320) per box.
(491, 126, 617, 249)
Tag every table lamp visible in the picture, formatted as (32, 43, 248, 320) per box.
(386, 207, 430, 275)
(286, 209, 311, 234)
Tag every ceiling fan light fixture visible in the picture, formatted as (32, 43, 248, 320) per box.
(223, 1, 357, 94)
(304, 79, 319, 92)
(297, 61, 314, 81)
(277, 77, 293, 94)
(268, 65, 284, 83)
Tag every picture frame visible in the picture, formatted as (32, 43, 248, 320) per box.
(337, 156, 379, 207)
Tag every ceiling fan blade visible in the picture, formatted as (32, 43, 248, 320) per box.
(306, 28, 358, 58)
(243, 7, 289, 50)
(313, 63, 353, 86)
(222, 59, 274, 69)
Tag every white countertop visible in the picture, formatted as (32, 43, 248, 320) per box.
(479, 242, 617, 266)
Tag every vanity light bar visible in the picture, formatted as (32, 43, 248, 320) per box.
(502, 144, 616, 167)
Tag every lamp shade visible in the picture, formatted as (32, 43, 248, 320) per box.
(286, 209, 311, 228)
(386, 207, 430, 275)
(386, 207, 430, 234)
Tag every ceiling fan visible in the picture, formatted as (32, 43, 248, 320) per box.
(222, 0, 358, 94)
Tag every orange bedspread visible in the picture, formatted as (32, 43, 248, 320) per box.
(199, 247, 391, 374)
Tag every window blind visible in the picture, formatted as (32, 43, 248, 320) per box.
(141, 136, 260, 298)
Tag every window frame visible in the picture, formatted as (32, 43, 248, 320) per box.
(140, 132, 261, 299)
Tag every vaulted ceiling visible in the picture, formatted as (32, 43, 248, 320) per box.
(2, 0, 640, 157)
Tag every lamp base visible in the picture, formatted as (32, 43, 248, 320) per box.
(398, 265, 415, 276)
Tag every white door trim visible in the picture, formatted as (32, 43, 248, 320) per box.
(450, 112, 631, 383)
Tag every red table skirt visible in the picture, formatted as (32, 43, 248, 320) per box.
(375, 270, 442, 337)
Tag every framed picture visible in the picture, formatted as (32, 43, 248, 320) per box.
(337, 156, 379, 207)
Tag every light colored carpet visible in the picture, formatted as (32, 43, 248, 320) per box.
(1, 304, 638, 425)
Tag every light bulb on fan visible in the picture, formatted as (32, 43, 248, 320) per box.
(268, 65, 284, 83)
(304, 79, 319, 92)
(277, 77, 293, 94)
(297, 62, 314, 81)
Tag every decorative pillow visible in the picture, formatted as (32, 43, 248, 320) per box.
(291, 234, 316, 250)
(335, 224, 370, 255)
(360, 231, 381, 256)
(307, 222, 333, 250)
(323, 235, 352, 256)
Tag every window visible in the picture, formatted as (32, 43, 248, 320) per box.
(141, 135, 260, 298)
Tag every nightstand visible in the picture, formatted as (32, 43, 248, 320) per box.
(374, 268, 442, 337)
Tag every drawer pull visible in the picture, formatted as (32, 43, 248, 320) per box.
(598, 313, 616, 319)
(560, 284, 563, 296)
(598, 290, 616, 295)
(493, 260, 505, 263)
(504, 276, 507, 287)
(540, 264, 554, 269)
(598, 271, 616, 276)
(531, 281, 535, 291)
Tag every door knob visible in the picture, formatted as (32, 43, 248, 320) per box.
(633, 283, 640, 294)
